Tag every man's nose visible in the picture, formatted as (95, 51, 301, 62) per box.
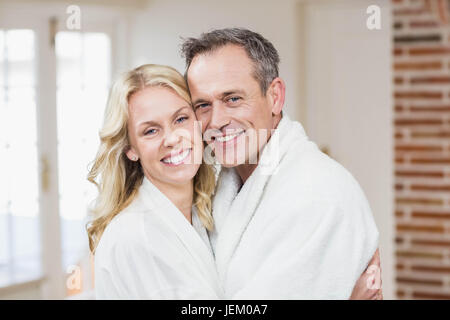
(209, 101, 230, 130)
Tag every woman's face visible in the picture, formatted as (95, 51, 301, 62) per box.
(126, 86, 203, 188)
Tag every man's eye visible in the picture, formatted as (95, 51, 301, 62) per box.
(196, 103, 210, 110)
(228, 96, 241, 103)
(175, 116, 188, 124)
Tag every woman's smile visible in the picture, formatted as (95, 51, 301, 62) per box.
(161, 148, 192, 166)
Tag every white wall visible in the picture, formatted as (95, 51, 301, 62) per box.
(301, 0, 395, 299)
(129, 0, 304, 122)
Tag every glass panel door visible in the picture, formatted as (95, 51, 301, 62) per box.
(55, 31, 111, 272)
(0, 29, 41, 286)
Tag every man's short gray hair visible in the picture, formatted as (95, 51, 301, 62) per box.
(181, 28, 280, 94)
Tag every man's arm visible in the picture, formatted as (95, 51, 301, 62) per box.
(349, 248, 383, 300)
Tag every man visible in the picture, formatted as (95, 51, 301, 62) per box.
(181, 28, 382, 299)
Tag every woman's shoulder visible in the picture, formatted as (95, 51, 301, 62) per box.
(95, 206, 148, 258)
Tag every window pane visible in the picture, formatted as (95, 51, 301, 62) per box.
(56, 31, 110, 269)
(0, 214, 7, 267)
(55, 32, 82, 87)
(0, 31, 4, 87)
(83, 33, 110, 86)
(5, 30, 34, 61)
(6, 30, 34, 87)
(0, 85, 7, 269)
(6, 87, 39, 218)
(0, 29, 40, 285)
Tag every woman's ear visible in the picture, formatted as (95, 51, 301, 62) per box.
(267, 77, 286, 116)
(125, 146, 139, 162)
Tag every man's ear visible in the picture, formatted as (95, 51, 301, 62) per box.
(125, 146, 139, 162)
(266, 77, 285, 116)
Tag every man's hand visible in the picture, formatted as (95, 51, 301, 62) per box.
(349, 248, 383, 300)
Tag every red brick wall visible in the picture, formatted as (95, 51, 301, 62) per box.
(393, 0, 450, 299)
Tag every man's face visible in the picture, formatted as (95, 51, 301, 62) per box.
(187, 44, 275, 168)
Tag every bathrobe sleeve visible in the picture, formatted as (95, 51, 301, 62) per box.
(284, 201, 377, 299)
(230, 198, 379, 300)
(230, 172, 379, 299)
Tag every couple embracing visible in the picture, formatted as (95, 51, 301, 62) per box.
(88, 28, 381, 300)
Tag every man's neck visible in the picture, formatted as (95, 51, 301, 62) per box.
(235, 114, 283, 184)
(236, 163, 257, 184)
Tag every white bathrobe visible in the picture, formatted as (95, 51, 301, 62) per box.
(94, 177, 222, 299)
(209, 114, 379, 299)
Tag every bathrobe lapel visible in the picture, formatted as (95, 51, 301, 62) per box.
(139, 177, 221, 293)
(212, 115, 299, 283)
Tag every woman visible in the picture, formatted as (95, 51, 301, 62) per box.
(87, 64, 222, 299)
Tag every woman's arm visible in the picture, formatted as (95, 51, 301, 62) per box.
(349, 248, 383, 300)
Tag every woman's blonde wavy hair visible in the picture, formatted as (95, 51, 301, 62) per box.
(86, 64, 216, 253)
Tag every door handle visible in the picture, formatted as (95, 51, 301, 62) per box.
(41, 155, 50, 192)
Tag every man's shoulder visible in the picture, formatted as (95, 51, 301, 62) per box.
(279, 135, 349, 179)
(268, 137, 365, 206)
(273, 116, 346, 181)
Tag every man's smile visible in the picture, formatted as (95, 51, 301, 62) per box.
(215, 130, 245, 143)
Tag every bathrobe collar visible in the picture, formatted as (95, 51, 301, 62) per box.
(211, 114, 307, 282)
(139, 177, 221, 292)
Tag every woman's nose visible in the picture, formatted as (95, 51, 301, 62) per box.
(163, 129, 182, 148)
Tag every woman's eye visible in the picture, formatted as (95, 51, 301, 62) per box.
(145, 128, 157, 135)
(175, 116, 188, 124)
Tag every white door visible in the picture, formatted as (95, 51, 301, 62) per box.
(0, 6, 116, 299)
(0, 25, 42, 288)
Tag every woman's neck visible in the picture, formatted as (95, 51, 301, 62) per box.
(146, 175, 194, 224)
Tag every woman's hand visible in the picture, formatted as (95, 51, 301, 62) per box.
(349, 248, 383, 300)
